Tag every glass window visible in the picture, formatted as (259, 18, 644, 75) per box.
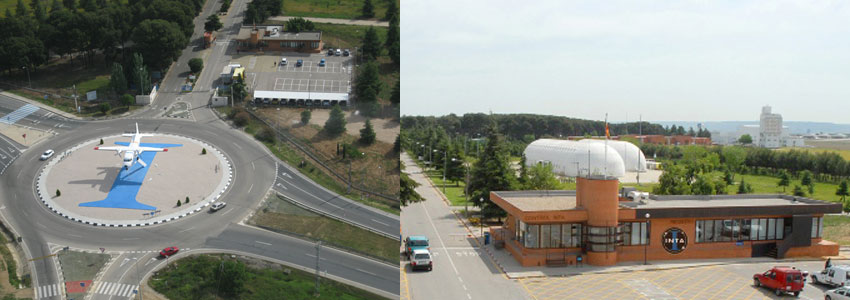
(819, 217, 824, 238)
(573, 224, 582, 247)
(632, 223, 641, 245)
(526, 224, 538, 248)
(562, 224, 571, 247)
(767, 218, 776, 240)
(551, 224, 561, 248)
(741, 219, 752, 241)
(705, 220, 714, 242)
(776, 218, 784, 240)
(696, 220, 703, 243)
(715, 220, 727, 242)
(519, 221, 527, 245)
(641, 222, 648, 245)
(759, 219, 767, 240)
(540, 225, 551, 248)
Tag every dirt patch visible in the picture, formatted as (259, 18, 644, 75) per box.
(265, 107, 399, 144)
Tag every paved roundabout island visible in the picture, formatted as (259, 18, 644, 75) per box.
(39, 134, 232, 225)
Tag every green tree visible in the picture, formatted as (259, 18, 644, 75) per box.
(358, 86, 379, 117)
(15, 0, 27, 17)
(98, 102, 111, 114)
(389, 41, 399, 66)
(723, 169, 734, 185)
(324, 105, 347, 136)
(400, 172, 423, 206)
(132, 19, 188, 70)
(284, 17, 315, 32)
(300, 110, 311, 124)
(653, 164, 690, 195)
(50, 0, 62, 13)
(524, 163, 561, 190)
(356, 61, 381, 99)
(360, 26, 381, 61)
(385, 14, 399, 49)
(391, 80, 400, 105)
(361, 0, 374, 18)
(79, 0, 94, 11)
(204, 14, 222, 32)
(109, 62, 127, 95)
(737, 178, 753, 194)
(176, 199, 181, 207)
(690, 174, 714, 195)
(714, 180, 727, 195)
(231, 76, 246, 102)
(120, 94, 134, 107)
(62, 0, 74, 10)
(188, 58, 203, 73)
(738, 134, 753, 144)
(720, 146, 746, 173)
(468, 126, 516, 219)
(216, 260, 247, 296)
(394, 135, 400, 153)
(359, 119, 376, 145)
(837, 180, 849, 202)
(777, 171, 789, 192)
(184, 196, 189, 204)
(792, 185, 806, 197)
(385, 0, 397, 21)
(233, 111, 249, 127)
(131, 53, 151, 95)
(33, 0, 46, 21)
(445, 146, 465, 184)
(219, 0, 229, 13)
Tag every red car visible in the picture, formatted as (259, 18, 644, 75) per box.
(753, 266, 805, 297)
(160, 246, 179, 257)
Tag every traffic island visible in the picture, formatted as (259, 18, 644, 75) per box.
(37, 134, 232, 226)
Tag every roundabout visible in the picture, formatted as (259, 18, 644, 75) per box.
(37, 133, 232, 226)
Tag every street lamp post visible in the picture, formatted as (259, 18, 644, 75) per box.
(463, 159, 470, 218)
(23, 66, 30, 88)
(644, 212, 650, 265)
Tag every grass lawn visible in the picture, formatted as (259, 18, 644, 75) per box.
(631, 171, 842, 202)
(283, 0, 396, 20)
(313, 23, 388, 51)
(425, 170, 471, 206)
(254, 194, 398, 263)
(150, 254, 383, 300)
(823, 215, 850, 245)
(804, 140, 850, 151)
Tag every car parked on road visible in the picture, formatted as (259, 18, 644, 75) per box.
(209, 202, 226, 212)
(40, 149, 54, 161)
(404, 236, 429, 259)
(296, 59, 303, 67)
(812, 265, 850, 287)
(410, 249, 432, 271)
(319, 59, 326, 67)
(335, 49, 341, 56)
(160, 246, 179, 257)
(754, 266, 805, 297)
(281, 57, 287, 65)
(826, 286, 850, 300)
(343, 49, 350, 56)
(327, 48, 334, 55)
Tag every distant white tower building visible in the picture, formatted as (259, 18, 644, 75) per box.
(759, 106, 784, 148)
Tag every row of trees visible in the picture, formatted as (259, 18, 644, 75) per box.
(1, 0, 202, 83)
(665, 124, 712, 138)
(352, 2, 400, 117)
(243, 0, 282, 24)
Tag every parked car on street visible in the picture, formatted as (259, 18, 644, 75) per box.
(296, 59, 303, 67)
(327, 48, 334, 55)
(410, 249, 432, 271)
(281, 57, 287, 65)
(826, 286, 850, 300)
(40, 149, 54, 161)
(319, 59, 326, 67)
(754, 266, 805, 297)
(404, 236, 430, 259)
(335, 49, 341, 56)
(160, 246, 179, 257)
(343, 49, 350, 56)
(812, 265, 850, 287)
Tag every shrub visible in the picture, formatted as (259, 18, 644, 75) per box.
(177, 200, 182, 207)
(185, 197, 189, 204)
(300, 110, 311, 124)
(227, 107, 246, 119)
(100, 138, 104, 145)
(56, 189, 60, 197)
(188, 58, 204, 74)
(201, 148, 207, 155)
(255, 126, 276, 143)
(233, 112, 250, 127)
(99, 103, 111, 114)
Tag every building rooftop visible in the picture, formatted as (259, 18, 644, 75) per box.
(491, 191, 578, 212)
(634, 195, 815, 209)
(627, 194, 841, 219)
(236, 26, 321, 41)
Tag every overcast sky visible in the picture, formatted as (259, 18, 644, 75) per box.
(400, 0, 850, 124)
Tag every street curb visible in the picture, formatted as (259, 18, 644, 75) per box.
(35, 133, 233, 227)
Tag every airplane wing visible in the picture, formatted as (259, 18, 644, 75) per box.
(94, 146, 130, 151)
(138, 147, 168, 152)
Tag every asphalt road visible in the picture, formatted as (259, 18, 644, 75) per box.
(401, 153, 531, 300)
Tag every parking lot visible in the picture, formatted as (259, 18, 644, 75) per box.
(272, 78, 349, 93)
(249, 51, 354, 94)
(518, 260, 842, 300)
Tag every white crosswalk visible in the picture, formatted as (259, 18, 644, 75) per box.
(35, 283, 61, 299)
(0, 104, 39, 125)
(93, 281, 138, 298)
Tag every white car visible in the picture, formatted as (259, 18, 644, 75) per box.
(280, 57, 287, 65)
(40, 149, 54, 161)
(209, 202, 226, 212)
(826, 287, 850, 300)
(335, 49, 342, 56)
(812, 265, 850, 287)
(410, 249, 432, 271)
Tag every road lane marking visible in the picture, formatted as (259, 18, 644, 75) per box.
(420, 197, 462, 276)
(371, 219, 389, 226)
(255, 241, 271, 246)
(248, 183, 253, 193)
(252, 161, 255, 170)
(233, 142, 242, 149)
(121, 237, 139, 240)
(178, 226, 195, 233)
(356, 268, 377, 277)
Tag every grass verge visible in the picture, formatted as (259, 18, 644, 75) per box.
(823, 215, 850, 246)
(0, 234, 21, 289)
(150, 254, 383, 300)
(253, 194, 398, 263)
(283, 0, 395, 20)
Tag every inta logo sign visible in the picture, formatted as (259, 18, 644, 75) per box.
(662, 228, 687, 254)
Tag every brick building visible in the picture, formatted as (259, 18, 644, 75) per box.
(235, 25, 323, 53)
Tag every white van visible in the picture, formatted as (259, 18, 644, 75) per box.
(812, 265, 850, 287)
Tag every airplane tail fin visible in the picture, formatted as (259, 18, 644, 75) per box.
(136, 123, 140, 135)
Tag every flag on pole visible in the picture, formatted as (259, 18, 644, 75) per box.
(605, 123, 610, 139)
(22, 134, 26, 139)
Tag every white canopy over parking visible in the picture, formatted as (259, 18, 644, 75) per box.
(252, 90, 349, 104)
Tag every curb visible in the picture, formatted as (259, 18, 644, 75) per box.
(35, 133, 233, 227)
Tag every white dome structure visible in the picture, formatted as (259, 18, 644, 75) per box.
(524, 139, 625, 178)
(578, 139, 647, 172)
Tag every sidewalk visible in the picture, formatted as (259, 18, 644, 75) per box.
(268, 16, 389, 27)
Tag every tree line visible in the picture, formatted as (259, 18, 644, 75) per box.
(353, 2, 400, 117)
(0, 0, 204, 80)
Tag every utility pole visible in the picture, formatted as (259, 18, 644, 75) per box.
(73, 84, 79, 113)
(23, 66, 31, 88)
(315, 241, 322, 296)
(638, 114, 642, 186)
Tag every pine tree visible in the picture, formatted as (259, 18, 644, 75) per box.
(361, 0, 374, 18)
(777, 171, 789, 192)
(360, 26, 381, 61)
(837, 180, 849, 202)
(359, 119, 376, 145)
(323, 105, 347, 136)
(15, 0, 28, 17)
(468, 125, 516, 219)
